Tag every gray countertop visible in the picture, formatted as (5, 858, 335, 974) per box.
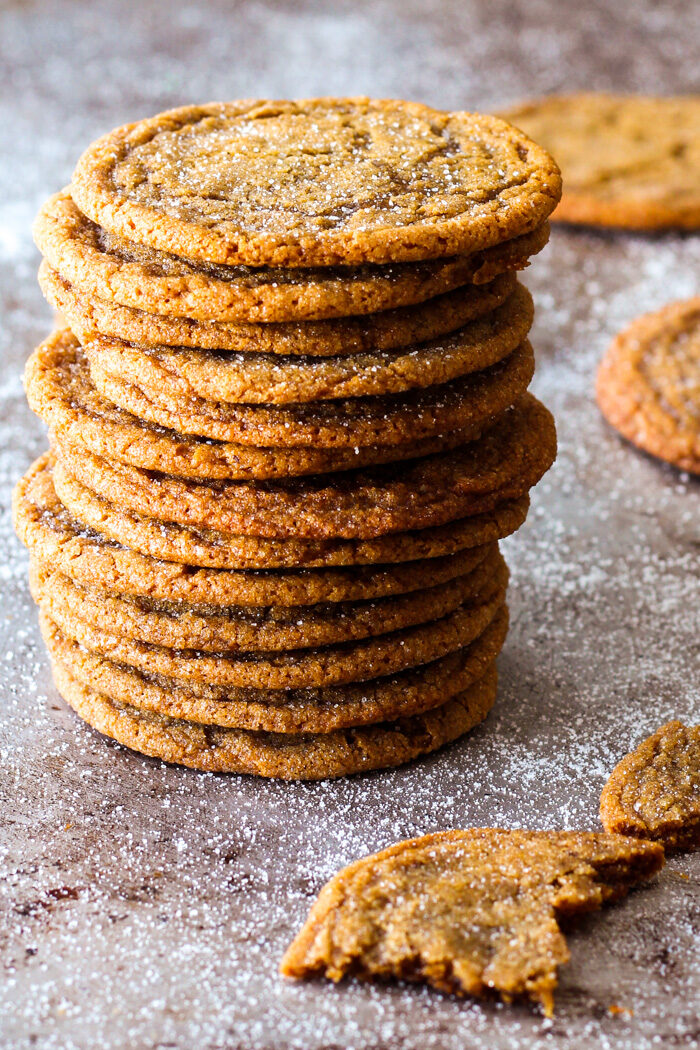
(0, 2, 698, 1048)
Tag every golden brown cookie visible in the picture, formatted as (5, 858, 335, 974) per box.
(280, 828, 664, 1013)
(15, 454, 494, 607)
(70, 99, 561, 266)
(600, 721, 700, 850)
(34, 191, 550, 322)
(38, 571, 507, 689)
(82, 283, 534, 404)
(52, 394, 556, 539)
(41, 607, 508, 733)
(596, 297, 700, 474)
(88, 338, 534, 448)
(40, 261, 517, 357)
(49, 658, 499, 779)
(29, 549, 504, 652)
(26, 330, 488, 480)
(52, 462, 529, 570)
(501, 94, 700, 230)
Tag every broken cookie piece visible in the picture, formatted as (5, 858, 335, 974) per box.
(280, 828, 663, 1014)
(601, 721, 700, 850)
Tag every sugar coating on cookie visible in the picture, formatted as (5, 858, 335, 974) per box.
(501, 94, 700, 229)
(280, 828, 664, 1014)
(34, 191, 550, 322)
(70, 98, 561, 266)
(600, 721, 700, 850)
(596, 297, 700, 474)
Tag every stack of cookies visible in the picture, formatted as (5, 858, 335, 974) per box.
(15, 99, 561, 779)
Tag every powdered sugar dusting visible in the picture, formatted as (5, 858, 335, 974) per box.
(1, 2, 699, 1049)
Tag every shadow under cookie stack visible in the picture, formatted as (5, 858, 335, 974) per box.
(15, 99, 561, 780)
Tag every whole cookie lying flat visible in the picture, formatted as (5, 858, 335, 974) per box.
(41, 607, 508, 733)
(501, 94, 700, 230)
(40, 261, 517, 356)
(70, 98, 561, 267)
(52, 463, 529, 570)
(15, 455, 493, 607)
(35, 191, 549, 322)
(600, 721, 700, 850)
(30, 549, 504, 652)
(27, 331, 486, 480)
(49, 658, 499, 779)
(89, 338, 533, 448)
(596, 297, 700, 474)
(83, 283, 534, 404)
(40, 572, 507, 689)
(53, 395, 556, 539)
(280, 828, 663, 1014)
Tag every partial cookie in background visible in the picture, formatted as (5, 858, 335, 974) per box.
(69, 99, 561, 267)
(500, 94, 700, 230)
(596, 297, 700, 474)
(280, 828, 664, 1014)
(600, 721, 700, 851)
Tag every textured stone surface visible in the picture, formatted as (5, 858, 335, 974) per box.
(0, 1, 698, 1048)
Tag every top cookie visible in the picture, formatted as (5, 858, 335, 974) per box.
(70, 98, 561, 267)
(501, 94, 700, 230)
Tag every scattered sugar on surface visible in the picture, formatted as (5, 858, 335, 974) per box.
(1, 2, 699, 1049)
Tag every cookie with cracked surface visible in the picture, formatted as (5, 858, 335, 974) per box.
(596, 297, 700, 474)
(82, 283, 534, 404)
(38, 571, 507, 689)
(88, 338, 534, 448)
(34, 191, 549, 322)
(280, 828, 663, 1013)
(26, 330, 489, 480)
(29, 548, 505, 652)
(40, 607, 508, 733)
(501, 94, 700, 230)
(40, 260, 517, 356)
(15, 454, 494, 607)
(70, 98, 561, 267)
(52, 394, 556, 539)
(48, 658, 499, 779)
(52, 463, 529, 570)
(600, 721, 700, 851)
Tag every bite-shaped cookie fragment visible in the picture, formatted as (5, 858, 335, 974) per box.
(600, 721, 700, 850)
(281, 828, 663, 1015)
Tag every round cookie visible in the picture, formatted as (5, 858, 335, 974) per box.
(26, 330, 488, 480)
(52, 395, 557, 539)
(596, 297, 700, 474)
(40, 607, 508, 733)
(88, 338, 534, 448)
(52, 464, 530, 570)
(34, 191, 550, 322)
(15, 454, 494, 607)
(38, 572, 507, 689)
(501, 94, 700, 230)
(83, 283, 534, 405)
(30, 549, 504, 652)
(40, 261, 517, 357)
(48, 658, 498, 780)
(70, 98, 561, 267)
